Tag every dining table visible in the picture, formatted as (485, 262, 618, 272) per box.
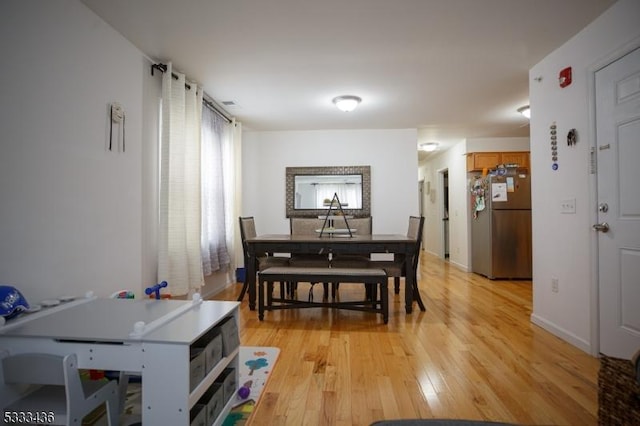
(245, 233, 423, 314)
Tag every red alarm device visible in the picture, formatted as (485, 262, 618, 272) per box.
(559, 67, 572, 88)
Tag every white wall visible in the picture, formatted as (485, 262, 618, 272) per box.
(466, 137, 530, 153)
(529, 0, 640, 353)
(0, 0, 156, 301)
(419, 137, 530, 271)
(241, 129, 419, 247)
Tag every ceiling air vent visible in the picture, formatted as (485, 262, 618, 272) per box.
(221, 100, 238, 107)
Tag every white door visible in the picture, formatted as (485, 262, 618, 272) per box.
(596, 46, 640, 359)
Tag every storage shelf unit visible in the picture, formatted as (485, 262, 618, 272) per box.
(138, 302, 240, 425)
(0, 298, 240, 426)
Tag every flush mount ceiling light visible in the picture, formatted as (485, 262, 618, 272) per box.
(420, 142, 439, 152)
(332, 95, 362, 112)
(518, 105, 531, 119)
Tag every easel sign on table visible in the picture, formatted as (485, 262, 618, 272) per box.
(318, 193, 353, 238)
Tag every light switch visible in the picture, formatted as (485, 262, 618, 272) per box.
(561, 198, 576, 214)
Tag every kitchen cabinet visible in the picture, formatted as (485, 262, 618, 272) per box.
(501, 152, 530, 169)
(466, 152, 501, 171)
(466, 151, 529, 172)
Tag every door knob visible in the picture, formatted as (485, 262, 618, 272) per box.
(592, 222, 609, 233)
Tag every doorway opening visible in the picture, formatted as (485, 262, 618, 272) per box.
(418, 179, 424, 217)
(439, 169, 450, 259)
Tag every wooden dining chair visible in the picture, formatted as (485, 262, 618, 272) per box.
(370, 215, 426, 310)
(289, 217, 331, 267)
(330, 216, 373, 268)
(2, 352, 120, 425)
(330, 216, 373, 299)
(238, 216, 290, 302)
(289, 217, 331, 300)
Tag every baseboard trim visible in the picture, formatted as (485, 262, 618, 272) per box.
(530, 313, 592, 354)
(448, 260, 468, 272)
(423, 250, 469, 272)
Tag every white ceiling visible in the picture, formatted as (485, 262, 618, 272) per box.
(80, 0, 616, 159)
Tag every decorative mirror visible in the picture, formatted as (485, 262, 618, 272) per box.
(286, 166, 371, 218)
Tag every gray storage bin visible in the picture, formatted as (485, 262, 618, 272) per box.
(216, 367, 237, 404)
(204, 332, 223, 374)
(218, 316, 240, 356)
(189, 348, 206, 392)
(203, 383, 224, 424)
(190, 404, 207, 426)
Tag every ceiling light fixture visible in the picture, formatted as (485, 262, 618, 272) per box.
(332, 95, 362, 112)
(518, 105, 531, 119)
(420, 142, 439, 152)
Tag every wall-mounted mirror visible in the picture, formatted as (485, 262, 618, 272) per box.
(294, 174, 363, 209)
(286, 166, 371, 218)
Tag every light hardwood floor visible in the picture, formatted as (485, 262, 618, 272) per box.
(209, 252, 600, 426)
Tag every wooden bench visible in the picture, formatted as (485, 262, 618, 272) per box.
(258, 267, 388, 324)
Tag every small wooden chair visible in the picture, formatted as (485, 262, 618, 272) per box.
(2, 352, 119, 425)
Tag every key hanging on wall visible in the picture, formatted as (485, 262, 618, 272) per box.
(567, 128, 577, 146)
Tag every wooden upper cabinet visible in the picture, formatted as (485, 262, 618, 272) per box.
(466, 152, 501, 172)
(466, 151, 530, 172)
(501, 151, 529, 169)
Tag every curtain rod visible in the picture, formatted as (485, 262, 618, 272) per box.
(151, 63, 232, 124)
(203, 96, 232, 124)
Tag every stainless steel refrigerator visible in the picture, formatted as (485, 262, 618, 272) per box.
(471, 170, 532, 279)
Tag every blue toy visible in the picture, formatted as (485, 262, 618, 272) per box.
(145, 281, 168, 300)
(0, 285, 30, 320)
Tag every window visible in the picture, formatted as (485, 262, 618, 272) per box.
(201, 104, 231, 275)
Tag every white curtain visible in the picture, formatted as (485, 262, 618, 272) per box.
(201, 104, 231, 275)
(228, 121, 243, 274)
(158, 63, 204, 296)
(315, 184, 361, 208)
